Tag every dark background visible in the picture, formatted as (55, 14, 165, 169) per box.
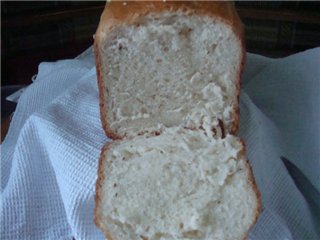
(2, 1, 320, 86)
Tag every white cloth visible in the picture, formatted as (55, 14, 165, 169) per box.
(1, 48, 319, 240)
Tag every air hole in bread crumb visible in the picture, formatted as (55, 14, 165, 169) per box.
(199, 126, 208, 137)
(140, 107, 147, 114)
(218, 119, 226, 138)
(207, 44, 217, 54)
(211, 127, 217, 136)
(182, 230, 203, 238)
(238, 168, 243, 172)
(179, 27, 192, 36)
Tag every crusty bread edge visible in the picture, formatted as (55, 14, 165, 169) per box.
(94, 142, 116, 240)
(94, 1, 245, 139)
(94, 39, 123, 140)
(231, 34, 246, 135)
(240, 139, 262, 240)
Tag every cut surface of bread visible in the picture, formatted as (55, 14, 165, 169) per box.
(94, 2, 260, 239)
(95, 2, 244, 139)
(95, 128, 260, 240)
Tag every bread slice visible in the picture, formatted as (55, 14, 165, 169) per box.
(95, 128, 260, 240)
(94, 1, 245, 139)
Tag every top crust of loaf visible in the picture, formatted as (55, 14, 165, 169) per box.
(94, 1, 245, 139)
(96, 1, 244, 38)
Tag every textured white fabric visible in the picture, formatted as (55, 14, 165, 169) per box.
(1, 48, 319, 240)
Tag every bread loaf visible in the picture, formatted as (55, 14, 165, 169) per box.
(94, 2, 260, 240)
(94, 1, 244, 139)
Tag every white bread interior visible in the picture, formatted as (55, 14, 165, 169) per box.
(95, 128, 259, 240)
(97, 12, 242, 138)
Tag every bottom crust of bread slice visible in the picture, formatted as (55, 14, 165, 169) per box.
(95, 128, 260, 240)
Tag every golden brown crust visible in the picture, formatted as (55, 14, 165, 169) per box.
(239, 139, 262, 240)
(97, 1, 243, 37)
(231, 36, 246, 135)
(104, 232, 114, 240)
(94, 142, 117, 240)
(94, 39, 123, 140)
(94, 1, 245, 139)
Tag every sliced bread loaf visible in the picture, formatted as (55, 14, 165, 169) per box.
(95, 128, 260, 240)
(94, 2, 261, 239)
(94, 1, 244, 139)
